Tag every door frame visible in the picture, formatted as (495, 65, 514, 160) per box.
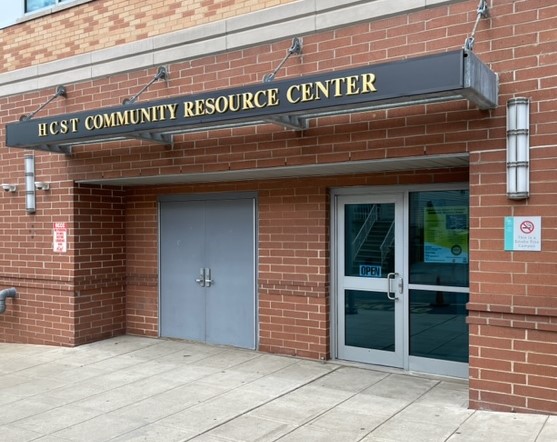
(337, 193, 405, 368)
(330, 183, 469, 378)
(157, 191, 258, 349)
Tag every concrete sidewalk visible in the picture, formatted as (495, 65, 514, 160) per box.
(1, 336, 556, 441)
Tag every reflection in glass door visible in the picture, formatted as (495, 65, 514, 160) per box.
(337, 195, 404, 368)
(407, 190, 469, 377)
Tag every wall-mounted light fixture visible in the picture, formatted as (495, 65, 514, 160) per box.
(24, 154, 36, 213)
(507, 97, 530, 200)
(1, 184, 17, 193)
(34, 181, 50, 191)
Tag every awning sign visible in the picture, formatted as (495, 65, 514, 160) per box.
(53, 222, 67, 253)
(504, 216, 541, 251)
(5, 50, 498, 155)
(424, 206, 469, 264)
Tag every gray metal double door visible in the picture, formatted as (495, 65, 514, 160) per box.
(159, 195, 256, 349)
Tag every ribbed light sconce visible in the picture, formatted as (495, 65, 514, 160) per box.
(24, 154, 36, 213)
(506, 97, 530, 200)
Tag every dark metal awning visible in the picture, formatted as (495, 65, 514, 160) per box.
(5, 50, 498, 156)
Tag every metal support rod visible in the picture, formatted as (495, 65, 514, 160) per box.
(20, 85, 67, 121)
(123, 66, 168, 105)
(263, 37, 302, 83)
(464, 0, 489, 51)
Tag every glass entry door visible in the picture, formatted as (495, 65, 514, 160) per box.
(337, 194, 404, 367)
(335, 188, 470, 378)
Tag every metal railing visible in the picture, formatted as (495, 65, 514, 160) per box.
(351, 205, 378, 261)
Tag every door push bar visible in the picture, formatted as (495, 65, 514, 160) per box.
(195, 268, 214, 287)
(387, 272, 403, 301)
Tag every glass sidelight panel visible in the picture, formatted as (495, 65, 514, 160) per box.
(408, 190, 469, 370)
(344, 203, 395, 278)
(345, 289, 395, 352)
(409, 290, 469, 363)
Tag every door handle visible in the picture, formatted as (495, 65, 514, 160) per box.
(195, 268, 206, 287)
(387, 272, 399, 301)
(195, 268, 214, 287)
(204, 268, 214, 287)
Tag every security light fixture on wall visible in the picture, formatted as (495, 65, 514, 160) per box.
(506, 97, 530, 200)
(34, 181, 50, 191)
(1, 184, 17, 192)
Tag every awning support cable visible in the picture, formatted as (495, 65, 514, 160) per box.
(464, 0, 489, 51)
(263, 37, 302, 83)
(123, 66, 168, 105)
(20, 85, 66, 121)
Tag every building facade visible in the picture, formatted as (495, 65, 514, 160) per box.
(0, 0, 556, 414)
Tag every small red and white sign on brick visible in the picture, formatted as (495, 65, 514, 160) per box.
(53, 222, 67, 253)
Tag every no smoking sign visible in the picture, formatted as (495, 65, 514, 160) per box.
(519, 220, 535, 234)
(504, 216, 541, 251)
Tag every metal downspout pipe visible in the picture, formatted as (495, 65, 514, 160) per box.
(0, 288, 16, 313)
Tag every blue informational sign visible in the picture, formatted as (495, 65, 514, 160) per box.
(360, 265, 381, 278)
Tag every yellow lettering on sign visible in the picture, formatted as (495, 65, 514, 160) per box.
(285, 74, 376, 104)
(330, 77, 346, 97)
(85, 116, 94, 130)
(115, 111, 129, 126)
(70, 118, 80, 132)
(345, 75, 360, 95)
(184, 101, 194, 117)
(166, 104, 178, 120)
(31, 73, 378, 139)
(39, 118, 81, 137)
(49, 121, 59, 135)
(184, 87, 282, 118)
(215, 96, 229, 113)
(267, 88, 280, 107)
(286, 84, 301, 104)
(38, 123, 48, 137)
(361, 73, 377, 93)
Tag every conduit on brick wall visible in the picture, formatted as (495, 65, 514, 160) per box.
(0, 288, 17, 314)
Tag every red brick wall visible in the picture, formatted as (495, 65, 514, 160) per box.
(0, 163, 77, 345)
(0, 286, 75, 345)
(466, 1, 557, 415)
(258, 180, 330, 360)
(125, 188, 159, 337)
(0, 0, 556, 414)
(469, 143, 557, 413)
(73, 184, 126, 345)
(0, 182, 127, 346)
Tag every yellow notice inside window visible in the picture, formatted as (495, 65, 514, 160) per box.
(424, 206, 469, 264)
